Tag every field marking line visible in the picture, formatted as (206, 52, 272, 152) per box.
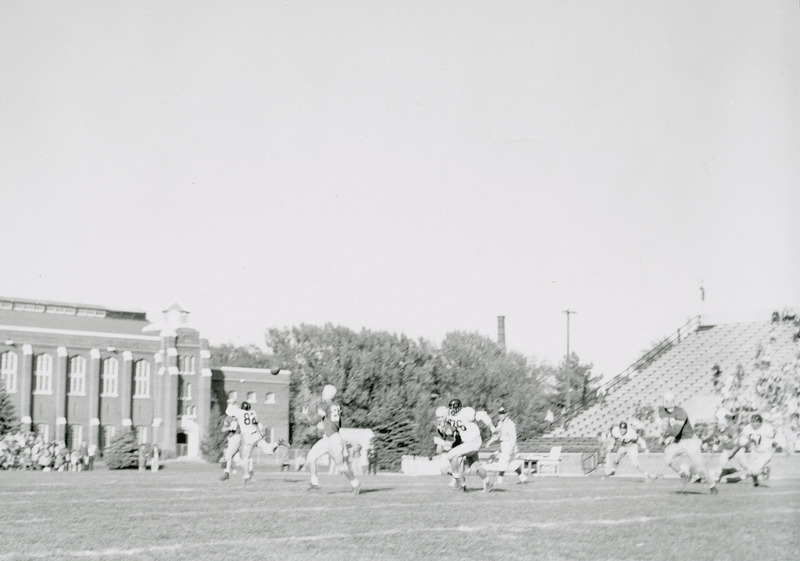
(4, 488, 798, 511)
(1, 507, 797, 560)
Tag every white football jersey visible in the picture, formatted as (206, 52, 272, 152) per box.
(449, 409, 481, 442)
(612, 426, 641, 446)
(742, 422, 775, 453)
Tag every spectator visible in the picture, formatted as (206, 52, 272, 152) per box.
(367, 445, 378, 475)
(86, 443, 97, 471)
(784, 413, 800, 455)
(150, 444, 160, 472)
(712, 364, 722, 391)
(69, 448, 81, 472)
(138, 444, 148, 472)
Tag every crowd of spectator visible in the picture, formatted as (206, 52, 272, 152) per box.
(0, 432, 97, 471)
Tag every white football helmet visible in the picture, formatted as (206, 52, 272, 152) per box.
(322, 384, 337, 401)
(457, 407, 476, 422)
(435, 406, 448, 419)
(663, 392, 676, 410)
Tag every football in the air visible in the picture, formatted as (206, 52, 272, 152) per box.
(270, 367, 281, 375)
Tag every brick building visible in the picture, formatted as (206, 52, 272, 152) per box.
(0, 296, 289, 459)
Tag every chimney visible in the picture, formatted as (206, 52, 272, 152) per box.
(497, 316, 506, 350)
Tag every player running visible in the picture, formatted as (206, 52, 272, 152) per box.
(739, 413, 776, 486)
(303, 384, 361, 495)
(707, 408, 745, 483)
(219, 415, 247, 481)
(485, 406, 528, 485)
(445, 398, 494, 493)
(224, 400, 283, 483)
(605, 420, 653, 480)
(657, 392, 718, 495)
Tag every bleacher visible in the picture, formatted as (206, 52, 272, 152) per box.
(541, 314, 800, 442)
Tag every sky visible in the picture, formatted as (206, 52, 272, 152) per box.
(1, 1, 798, 381)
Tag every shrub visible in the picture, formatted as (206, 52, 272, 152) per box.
(200, 412, 228, 463)
(104, 429, 139, 470)
(0, 384, 18, 438)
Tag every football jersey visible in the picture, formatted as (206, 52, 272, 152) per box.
(224, 417, 240, 435)
(315, 401, 343, 437)
(658, 406, 695, 441)
(225, 404, 262, 443)
(494, 418, 518, 446)
(742, 422, 775, 452)
(612, 426, 641, 446)
(437, 420, 462, 448)
(711, 424, 739, 452)
(449, 411, 481, 442)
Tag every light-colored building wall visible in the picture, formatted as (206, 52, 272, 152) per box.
(0, 297, 289, 460)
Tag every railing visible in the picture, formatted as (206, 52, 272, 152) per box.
(559, 315, 702, 422)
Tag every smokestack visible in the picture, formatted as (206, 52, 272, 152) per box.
(497, 316, 506, 350)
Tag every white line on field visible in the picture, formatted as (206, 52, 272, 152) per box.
(1, 508, 797, 560)
(117, 490, 800, 518)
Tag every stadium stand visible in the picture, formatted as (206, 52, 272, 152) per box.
(533, 312, 800, 454)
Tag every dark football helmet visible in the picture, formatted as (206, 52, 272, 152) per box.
(448, 398, 462, 416)
(240, 401, 251, 411)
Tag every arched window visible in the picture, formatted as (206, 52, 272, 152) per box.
(101, 357, 119, 396)
(246, 391, 256, 403)
(179, 355, 196, 375)
(34, 354, 53, 394)
(68, 356, 87, 395)
(183, 382, 192, 400)
(227, 391, 237, 404)
(134, 361, 151, 398)
(1, 351, 17, 393)
(264, 392, 276, 404)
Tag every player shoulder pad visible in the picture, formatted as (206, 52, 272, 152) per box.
(458, 407, 476, 422)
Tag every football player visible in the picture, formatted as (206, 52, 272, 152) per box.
(484, 406, 528, 485)
(707, 408, 745, 483)
(658, 392, 718, 495)
(434, 405, 460, 454)
(606, 420, 652, 480)
(219, 415, 247, 481)
(739, 413, 775, 486)
(433, 405, 464, 484)
(445, 398, 494, 493)
(225, 400, 283, 483)
(303, 384, 361, 495)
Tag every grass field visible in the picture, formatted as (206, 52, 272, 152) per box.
(1, 461, 798, 561)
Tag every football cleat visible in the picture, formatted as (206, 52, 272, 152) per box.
(219, 471, 230, 481)
(352, 480, 361, 496)
(307, 484, 321, 492)
(709, 485, 719, 495)
(752, 474, 759, 487)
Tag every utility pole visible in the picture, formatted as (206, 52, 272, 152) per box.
(563, 309, 577, 414)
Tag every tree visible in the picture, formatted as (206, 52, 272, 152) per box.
(104, 429, 140, 469)
(209, 343, 274, 369)
(200, 409, 229, 464)
(0, 383, 18, 438)
(552, 352, 601, 420)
